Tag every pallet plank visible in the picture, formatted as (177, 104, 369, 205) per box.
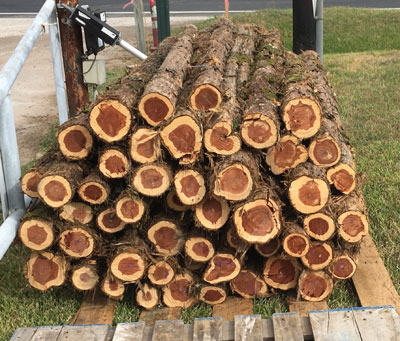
(31, 326, 63, 340)
(212, 297, 253, 322)
(234, 315, 262, 341)
(112, 322, 146, 341)
(272, 312, 304, 341)
(352, 235, 400, 313)
(289, 301, 328, 317)
(57, 325, 111, 341)
(193, 317, 223, 341)
(152, 320, 184, 341)
(139, 307, 181, 327)
(10, 327, 38, 340)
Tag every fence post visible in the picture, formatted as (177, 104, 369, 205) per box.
(133, 0, 147, 53)
(156, 0, 170, 43)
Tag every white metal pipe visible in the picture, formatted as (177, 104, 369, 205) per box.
(0, 0, 55, 108)
(117, 38, 148, 61)
(0, 208, 27, 259)
(0, 155, 9, 218)
(316, 0, 324, 62)
(49, 7, 69, 125)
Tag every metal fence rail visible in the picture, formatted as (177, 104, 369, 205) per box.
(0, 0, 68, 259)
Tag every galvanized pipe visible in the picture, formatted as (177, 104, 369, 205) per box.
(0, 208, 27, 259)
(117, 38, 148, 60)
(316, 0, 324, 62)
(49, 7, 69, 124)
(0, 156, 9, 218)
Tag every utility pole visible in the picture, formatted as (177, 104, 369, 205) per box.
(133, 0, 146, 53)
(56, 0, 89, 117)
(292, 0, 316, 54)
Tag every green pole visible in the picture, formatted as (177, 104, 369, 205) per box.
(156, 0, 170, 43)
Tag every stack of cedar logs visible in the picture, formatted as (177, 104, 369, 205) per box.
(19, 18, 369, 308)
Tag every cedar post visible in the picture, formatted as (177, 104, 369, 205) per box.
(292, 0, 316, 53)
(56, 0, 89, 116)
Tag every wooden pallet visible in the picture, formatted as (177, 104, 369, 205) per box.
(11, 306, 400, 340)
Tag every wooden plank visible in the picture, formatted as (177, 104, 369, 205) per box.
(352, 235, 400, 313)
(212, 297, 253, 321)
(272, 312, 304, 341)
(352, 306, 400, 341)
(152, 320, 184, 341)
(309, 309, 362, 341)
(70, 290, 117, 325)
(112, 322, 146, 341)
(10, 327, 38, 340)
(289, 300, 328, 317)
(31, 326, 63, 340)
(57, 325, 112, 341)
(193, 317, 223, 341)
(139, 307, 181, 327)
(234, 315, 262, 341)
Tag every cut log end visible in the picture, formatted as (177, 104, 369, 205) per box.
(283, 233, 310, 258)
(71, 264, 99, 291)
(19, 219, 54, 251)
(78, 181, 109, 205)
(163, 273, 196, 308)
(230, 270, 268, 299)
(309, 137, 341, 168)
(59, 202, 93, 225)
(115, 195, 145, 223)
(299, 270, 333, 302)
(254, 238, 281, 258)
(147, 261, 175, 286)
(136, 283, 160, 310)
(21, 171, 41, 198)
(139, 93, 174, 126)
(195, 195, 230, 230)
(130, 128, 160, 164)
(282, 98, 321, 139)
(99, 149, 130, 179)
(263, 256, 299, 290)
(185, 237, 215, 263)
(266, 135, 308, 175)
(303, 213, 335, 241)
(329, 254, 357, 280)
(132, 164, 171, 197)
(38, 175, 73, 208)
(90, 100, 131, 143)
(166, 190, 190, 212)
(58, 125, 93, 160)
(26, 252, 66, 291)
(110, 252, 146, 282)
(101, 273, 125, 300)
(174, 169, 206, 205)
(289, 176, 330, 214)
(234, 198, 281, 244)
(338, 211, 369, 243)
(327, 164, 356, 194)
(203, 253, 241, 284)
(190, 84, 222, 111)
(199, 286, 227, 305)
(214, 163, 253, 201)
(301, 242, 333, 271)
(241, 116, 278, 149)
(204, 122, 241, 155)
(147, 221, 184, 256)
(97, 208, 126, 234)
(59, 227, 94, 258)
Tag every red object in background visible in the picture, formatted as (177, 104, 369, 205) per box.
(149, 0, 159, 48)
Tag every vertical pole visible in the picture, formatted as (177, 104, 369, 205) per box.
(0, 96, 25, 217)
(316, 0, 324, 62)
(292, 0, 316, 54)
(149, 0, 159, 48)
(49, 7, 69, 124)
(133, 0, 146, 53)
(0, 155, 9, 221)
(56, 0, 89, 116)
(156, 0, 170, 43)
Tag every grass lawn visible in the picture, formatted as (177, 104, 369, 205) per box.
(1, 7, 400, 341)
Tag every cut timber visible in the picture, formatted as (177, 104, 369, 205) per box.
(174, 169, 206, 205)
(185, 237, 215, 263)
(263, 256, 300, 290)
(147, 260, 175, 286)
(166, 190, 190, 212)
(163, 273, 196, 308)
(303, 213, 335, 241)
(110, 249, 146, 282)
(59, 226, 95, 258)
(136, 283, 160, 310)
(147, 220, 184, 256)
(98, 148, 130, 179)
(282, 222, 310, 258)
(71, 263, 99, 291)
(132, 164, 172, 197)
(301, 242, 333, 271)
(130, 127, 160, 164)
(288, 300, 328, 317)
(115, 193, 145, 223)
(59, 202, 93, 225)
(101, 272, 125, 300)
(212, 296, 253, 321)
(97, 208, 126, 233)
(298, 270, 333, 302)
(199, 285, 227, 305)
(225, 225, 248, 253)
(288, 163, 330, 214)
(160, 111, 202, 160)
(230, 270, 268, 299)
(26, 251, 67, 291)
(57, 113, 93, 160)
(203, 253, 241, 284)
(78, 172, 110, 205)
(327, 164, 356, 195)
(21, 170, 42, 198)
(329, 252, 357, 280)
(89, 100, 131, 143)
(204, 121, 241, 156)
(266, 135, 308, 175)
(138, 25, 197, 126)
(37, 162, 83, 208)
(195, 195, 229, 230)
(254, 238, 281, 258)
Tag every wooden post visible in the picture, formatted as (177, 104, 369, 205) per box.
(56, 0, 89, 117)
(292, 0, 316, 53)
(133, 0, 147, 53)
